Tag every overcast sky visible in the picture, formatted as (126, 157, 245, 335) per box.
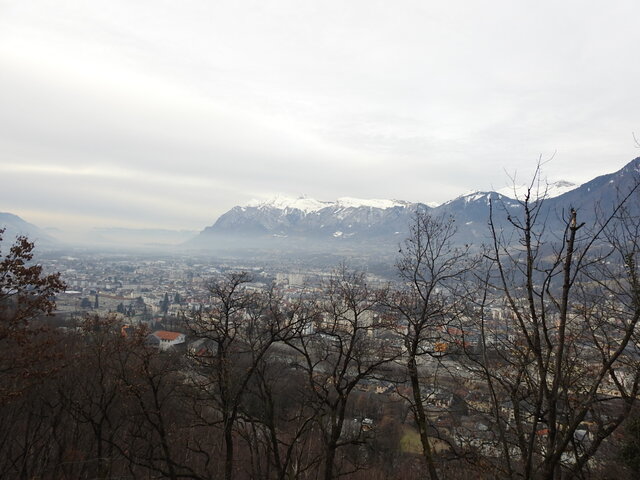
(1, 1, 639, 233)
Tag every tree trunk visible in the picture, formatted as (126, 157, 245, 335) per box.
(224, 416, 235, 480)
(408, 357, 439, 480)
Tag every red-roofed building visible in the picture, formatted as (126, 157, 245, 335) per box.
(146, 330, 186, 350)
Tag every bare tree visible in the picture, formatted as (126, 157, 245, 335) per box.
(391, 212, 478, 480)
(185, 272, 302, 480)
(239, 354, 322, 480)
(284, 266, 398, 480)
(59, 316, 130, 479)
(467, 168, 640, 479)
(113, 332, 202, 480)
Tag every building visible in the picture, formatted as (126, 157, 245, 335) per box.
(146, 330, 186, 350)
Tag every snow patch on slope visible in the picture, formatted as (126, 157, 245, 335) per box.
(335, 197, 409, 209)
(444, 192, 498, 206)
(245, 195, 330, 213)
(497, 180, 578, 200)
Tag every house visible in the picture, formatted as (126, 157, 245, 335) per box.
(188, 337, 218, 356)
(146, 330, 186, 350)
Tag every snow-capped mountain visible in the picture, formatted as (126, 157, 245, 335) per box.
(190, 157, 640, 253)
(544, 158, 640, 221)
(244, 195, 331, 213)
(199, 195, 428, 245)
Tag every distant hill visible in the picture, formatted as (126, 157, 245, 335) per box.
(0, 212, 58, 247)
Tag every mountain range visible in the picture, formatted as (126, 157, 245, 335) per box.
(3, 157, 639, 254)
(190, 157, 640, 252)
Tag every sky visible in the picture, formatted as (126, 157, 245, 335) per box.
(1, 0, 639, 235)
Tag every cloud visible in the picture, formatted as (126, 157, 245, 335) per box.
(0, 0, 639, 234)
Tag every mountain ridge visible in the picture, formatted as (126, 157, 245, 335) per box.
(191, 157, 640, 252)
(0, 212, 58, 246)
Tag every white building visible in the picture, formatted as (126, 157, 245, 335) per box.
(146, 330, 186, 350)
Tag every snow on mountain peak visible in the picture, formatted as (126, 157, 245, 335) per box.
(496, 180, 578, 200)
(443, 191, 492, 206)
(462, 192, 491, 203)
(335, 197, 409, 209)
(245, 195, 330, 213)
(245, 195, 411, 213)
